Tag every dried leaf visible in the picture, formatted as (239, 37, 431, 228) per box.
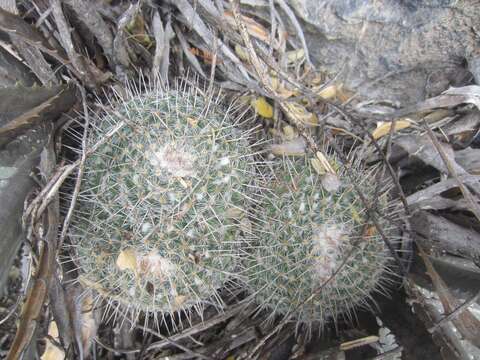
(190, 47, 220, 64)
(317, 84, 338, 100)
(315, 151, 335, 174)
(234, 44, 250, 63)
(271, 76, 296, 99)
(311, 157, 325, 175)
(251, 96, 273, 118)
(41, 322, 65, 360)
(395, 134, 467, 176)
(116, 248, 137, 272)
(282, 101, 317, 127)
(394, 85, 480, 118)
(126, 13, 152, 47)
(372, 119, 412, 140)
(224, 11, 269, 43)
(79, 293, 97, 354)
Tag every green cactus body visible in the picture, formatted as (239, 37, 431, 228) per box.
(69, 81, 256, 318)
(244, 155, 398, 331)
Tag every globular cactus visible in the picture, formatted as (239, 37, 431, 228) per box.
(68, 79, 258, 322)
(243, 154, 399, 333)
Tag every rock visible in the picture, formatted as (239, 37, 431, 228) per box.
(288, 0, 477, 105)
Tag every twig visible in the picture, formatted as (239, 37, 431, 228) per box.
(94, 337, 140, 355)
(144, 302, 247, 351)
(368, 346, 403, 360)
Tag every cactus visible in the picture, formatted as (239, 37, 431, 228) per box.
(68, 79, 258, 321)
(243, 154, 399, 332)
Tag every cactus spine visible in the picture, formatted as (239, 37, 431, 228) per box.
(69, 79, 257, 321)
(243, 154, 399, 332)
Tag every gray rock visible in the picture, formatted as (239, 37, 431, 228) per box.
(288, 0, 477, 105)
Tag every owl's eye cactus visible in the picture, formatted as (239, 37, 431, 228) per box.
(244, 155, 399, 332)
(69, 80, 257, 320)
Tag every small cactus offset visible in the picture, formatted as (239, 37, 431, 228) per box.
(69, 79, 257, 321)
(243, 154, 400, 333)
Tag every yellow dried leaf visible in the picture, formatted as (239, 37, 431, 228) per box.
(317, 84, 337, 100)
(41, 322, 65, 360)
(116, 248, 137, 272)
(283, 102, 317, 126)
(372, 120, 412, 140)
(234, 44, 250, 63)
(251, 97, 274, 118)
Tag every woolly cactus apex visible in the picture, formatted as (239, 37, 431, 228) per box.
(68, 79, 258, 322)
(244, 154, 400, 333)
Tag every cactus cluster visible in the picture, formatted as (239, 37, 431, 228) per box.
(69, 81, 258, 318)
(69, 79, 400, 331)
(242, 155, 399, 332)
